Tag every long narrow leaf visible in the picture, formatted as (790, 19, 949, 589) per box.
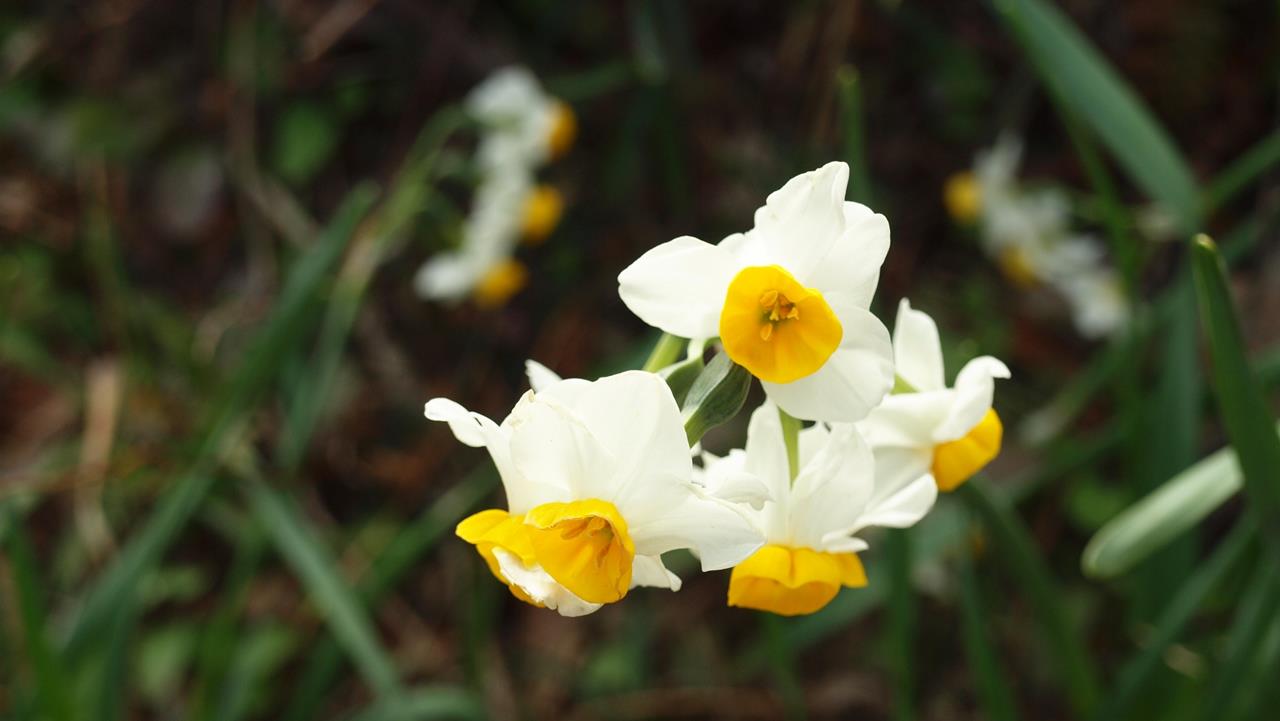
(1191, 235, 1280, 545)
(3, 511, 74, 721)
(1082, 442, 1248, 579)
(240, 470, 401, 699)
(340, 687, 484, 721)
(1094, 521, 1254, 721)
(958, 551, 1020, 721)
(64, 186, 378, 657)
(959, 481, 1100, 716)
(992, 0, 1200, 232)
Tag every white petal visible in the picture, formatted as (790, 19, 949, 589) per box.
(742, 402, 792, 512)
(933, 356, 1010, 442)
(524, 359, 562, 393)
(857, 391, 954, 449)
(857, 469, 937, 531)
(788, 424, 877, 549)
(695, 449, 772, 510)
(892, 299, 946, 392)
(492, 549, 602, 617)
(626, 491, 764, 571)
(761, 302, 893, 423)
(748, 162, 850, 279)
(630, 554, 683, 591)
(413, 253, 485, 301)
(617, 236, 737, 339)
(507, 397, 615, 506)
(805, 203, 890, 306)
(535, 371, 694, 511)
(424, 398, 492, 448)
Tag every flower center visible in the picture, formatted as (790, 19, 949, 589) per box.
(523, 499, 635, 604)
(719, 265, 843, 384)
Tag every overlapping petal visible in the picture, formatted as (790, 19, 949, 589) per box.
(617, 236, 738, 339)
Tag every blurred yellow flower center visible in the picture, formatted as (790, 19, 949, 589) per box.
(546, 101, 577, 160)
(524, 499, 634, 604)
(521, 185, 564, 245)
(455, 509, 543, 607)
(932, 408, 1003, 492)
(473, 258, 528, 308)
(719, 265, 843, 384)
(944, 171, 982, 224)
(727, 545, 866, 617)
(998, 247, 1039, 288)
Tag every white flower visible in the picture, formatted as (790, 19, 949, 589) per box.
(426, 370, 763, 616)
(466, 66, 575, 170)
(1057, 265, 1130, 339)
(858, 299, 1010, 492)
(414, 67, 574, 306)
(617, 162, 894, 423)
(702, 402, 936, 616)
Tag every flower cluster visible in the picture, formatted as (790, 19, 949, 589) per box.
(945, 134, 1129, 339)
(428, 161, 1008, 617)
(414, 67, 576, 308)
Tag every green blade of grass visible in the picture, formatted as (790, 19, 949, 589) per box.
(836, 65, 873, 205)
(1195, 554, 1280, 721)
(191, 527, 267, 721)
(1093, 520, 1254, 721)
(63, 186, 378, 658)
(239, 467, 401, 699)
(281, 467, 498, 721)
(281, 111, 461, 470)
(1204, 129, 1280, 214)
(885, 529, 916, 721)
(1082, 441, 1250, 579)
(958, 549, 1020, 721)
(1191, 235, 1280, 546)
(958, 481, 1100, 717)
(339, 687, 485, 721)
(3, 509, 74, 721)
(992, 0, 1200, 232)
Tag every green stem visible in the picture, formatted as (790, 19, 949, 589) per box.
(642, 333, 686, 372)
(778, 407, 802, 482)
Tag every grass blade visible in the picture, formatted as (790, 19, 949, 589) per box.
(281, 467, 498, 721)
(1195, 554, 1280, 721)
(836, 65, 873, 204)
(1204, 129, 1280, 213)
(885, 529, 915, 721)
(958, 549, 1020, 721)
(992, 0, 1200, 232)
(339, 687, 485, 721)
(1093, 520, 1254, 721)
(239, 467, 402, 699)
(3, 510, 74, 721)
(1191, 235, 1280, 545)
(63, 186, 378, 657)
(1082, 441, 1252, 579)
(959, 481, 1100, 717)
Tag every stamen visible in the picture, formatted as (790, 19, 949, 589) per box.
(759, 289, 779, 308)
(760, 324, 773, 341)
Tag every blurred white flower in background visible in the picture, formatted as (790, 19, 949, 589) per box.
(945, 134, 1130, 339)
(415, 66, 575, 307)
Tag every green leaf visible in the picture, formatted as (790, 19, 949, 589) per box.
(2, 509, 74, 721)
(1195, 556, 1280, 721)
(281, 467, 498, 721)
(1204, 129, 1280, 213)
(240, 469, 401, 699)
(958, 551, 1020, 721)
(62, 185, 378, 659)
(273, 102, 339, 185)
(958, 481, 1100, 717)
(681, 353, 752, 445)
(1094, 521, 1254, 721)
(836, 65, 873, 205)
(1082, 442, 1247, 579)
(993, 0, 1200, 232)
(1191, 235, 1280, 545)
(339, 687, 484, 721)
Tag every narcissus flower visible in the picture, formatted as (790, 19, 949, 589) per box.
(858, 300, 1010, 492)
(618, 162, 893, 423)
(415, 67, 574, 305)
(703, 402, 937, 616)
(948, 136, 1130, 338)
(427, 371, 763, 616)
